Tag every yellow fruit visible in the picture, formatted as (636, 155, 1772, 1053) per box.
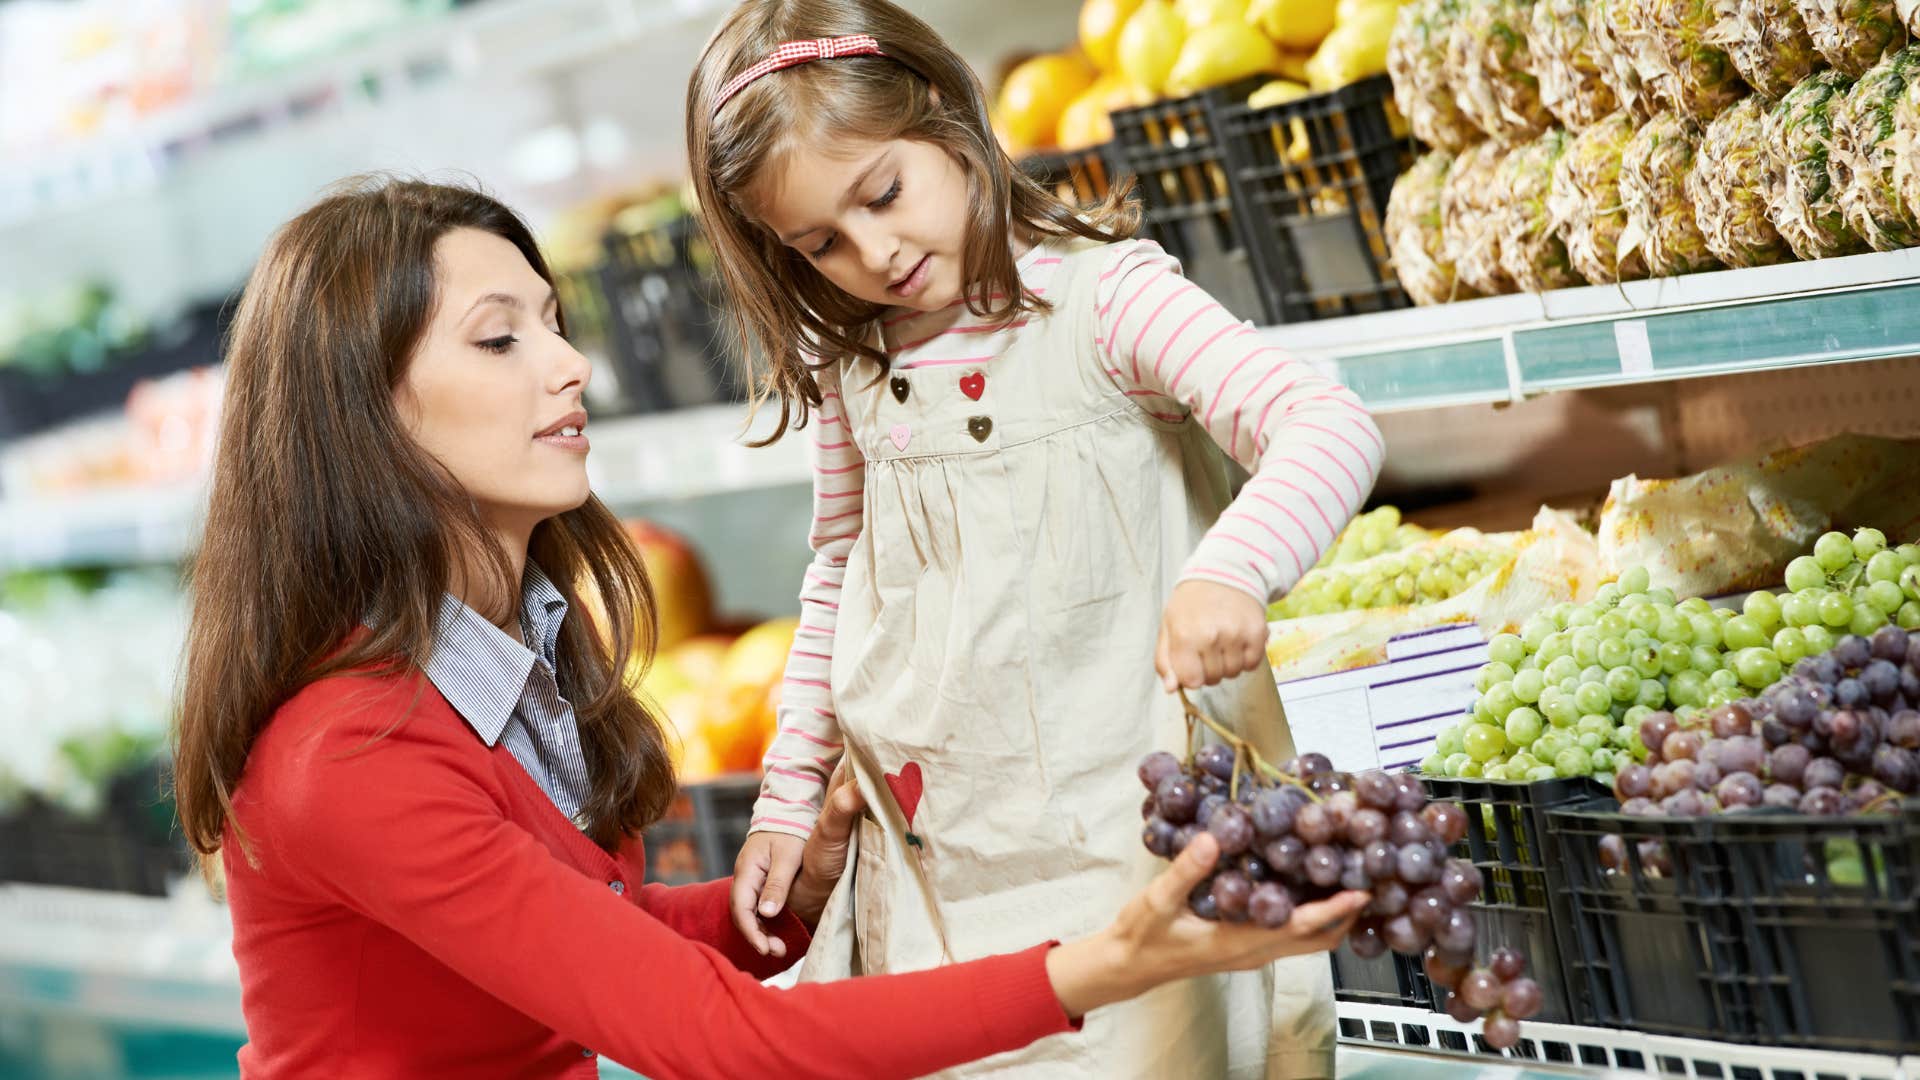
(1247, 0, 1337, 50)
(1118, 0, 1187, 96)
(1175, 0, 1250, 30)
(1248, 80, 1315, 162)
(998, 53, 1097, 153)
(1333, 0, 1399, 22)
(1058, 75, 1151, 148)
(1081, 0, 1145, 71)
(1166, 20, 1285, 96)
(1248, 77, 1312, 108)
(1275, 49, 1312, 82)
(1304, 0, 1395, 89)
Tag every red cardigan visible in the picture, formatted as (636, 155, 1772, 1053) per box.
(224, 670, 1074, 1078)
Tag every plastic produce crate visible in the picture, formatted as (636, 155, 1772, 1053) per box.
(1330, 939, 1433, 1011)
(595, 216, 743, 414)
(1548, 798, 1756, 1039)
(643, 773, 762, 886)
(1715, 806, 1920, 1052)
(1421, 776, 1609, 1024)
(1107, 78, 1270, 323)
(1018, 145, 1121, 209)
(0, 762, 190, 895)
(1213, 75, 1412, 324)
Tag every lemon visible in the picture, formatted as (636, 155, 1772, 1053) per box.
(1247, 79, 1314, 163)
(1334, 0, 1402, 22)
(998, 52, 1098, 152)
(1059, 75, 1150, 148)
(1118, 0, 1187, 96)
(1248, 77, 1312, 107)
(1175, 0, 1251, 30)
(1304, 0, 1395, 89)
(1080, 0, 1145, 72)
(1246, 0, 1337, 50)
(1166, 19, 1286, 96)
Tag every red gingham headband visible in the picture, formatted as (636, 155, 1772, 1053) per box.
(713, 34, 887, 114)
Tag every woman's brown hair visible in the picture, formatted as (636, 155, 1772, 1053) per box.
(174, 176, 676, 867)
(686, 0, 1141, 444)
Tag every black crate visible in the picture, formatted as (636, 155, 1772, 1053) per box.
(1714, 807, 1920, 1052)
(1214, 75, 1413, 324)
(1421, 776, 1609, 1025)
(595, 216, 743, 415)
(1330, 938, 1434, 1010)
(643, 773, 762, 886)
(0, 300, 228, 443)
(1107, 78, 1269, 323)
(1018, 145, 1122, 209)
(1548, 798, 1756, 1039)
(0, 762, 190, 895)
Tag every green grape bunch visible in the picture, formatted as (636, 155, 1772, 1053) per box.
(1314, 505, 1435, 568)
(1274, 531, 1513, 620)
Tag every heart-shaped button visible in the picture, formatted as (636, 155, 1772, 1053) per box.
(959, 371, 985, 401)
(967, 416, 993, 442)
(890, 375, 910, 403)
(884, 762, 924, 829)
(890, 423, 912, 451)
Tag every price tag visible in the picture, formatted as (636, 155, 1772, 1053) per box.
(1275, 668, 1378, 773)
(1614, 319, 1654, 377)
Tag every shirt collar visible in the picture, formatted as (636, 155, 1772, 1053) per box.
(423, 563, 570, 748)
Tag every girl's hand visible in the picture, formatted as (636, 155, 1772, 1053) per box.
(729, 765, 865, 957)
(1156, 579, 1271, 692)
(1045, 833, 1368, 1019)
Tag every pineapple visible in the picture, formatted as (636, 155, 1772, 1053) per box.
(1551, 111, 1654, 282)
(1499, 128, 1583, 290)
(1893, 67, 1920, 227)
(1442, 139, 1519, 293)
(1689, 95, 1796, 265)
(1832, 45, 1920, 248)
(1638, 0, 1748, 120)
(1390, 0, 1481, 151)
(1387, 150, 1478, 304)
(1620, 111, 1725, 274)
(1531, 0, 1622, 130)
(1795, 0, 1907, 78)
(1715, 0, 1825, 102)
(1591, 0, 1660, 121)
(1445, 0, 1553, 140)
(1768, 70, 1874, 256)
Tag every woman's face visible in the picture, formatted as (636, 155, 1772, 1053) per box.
(398, 227, 593, 538)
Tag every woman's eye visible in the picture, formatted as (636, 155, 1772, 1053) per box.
(870, 177, 901, 209)
(477, 335, 517, 354)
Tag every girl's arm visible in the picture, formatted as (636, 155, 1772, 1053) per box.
(749, 361, 863, 838)
(1094, 240, 1385, 603)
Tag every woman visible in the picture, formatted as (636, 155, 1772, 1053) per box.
(171, 176, 1366, 1079)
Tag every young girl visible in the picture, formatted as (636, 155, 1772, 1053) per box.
(690, 2, 1385, 1076)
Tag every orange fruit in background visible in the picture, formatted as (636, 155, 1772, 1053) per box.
(1117, 0, 1187, 97)
(1080, 0, 1146, 72)
(623, 519, 713, 652)
(1058, 74, 1151, 149)
(997, 52, 1098, 153)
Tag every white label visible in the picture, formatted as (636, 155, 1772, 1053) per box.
(1614, 319, 1654, 376)
(1275, 668, 1378, 773)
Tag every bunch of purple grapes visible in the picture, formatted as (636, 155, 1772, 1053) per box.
(1138, 748, 1542, 1049)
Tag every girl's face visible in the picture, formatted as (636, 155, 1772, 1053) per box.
(398, 227, 594, 538)
(755, 137, 972, 312)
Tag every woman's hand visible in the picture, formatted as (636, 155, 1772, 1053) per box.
(1045, 833, 1368, 1019)
(1156, 580, 1272, 692)
(730, 766, 865, 958)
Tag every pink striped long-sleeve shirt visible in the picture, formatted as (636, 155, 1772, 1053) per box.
(749, 238, 1383, 837)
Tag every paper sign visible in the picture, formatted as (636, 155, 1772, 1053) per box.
(1614, 319, 1654, 377)
(1275, 667, 1379, 773)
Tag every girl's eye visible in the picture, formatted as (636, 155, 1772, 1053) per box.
(870, 177, 901, 210)
(477, 335, 517, 354)
(810, 235, 836, 259)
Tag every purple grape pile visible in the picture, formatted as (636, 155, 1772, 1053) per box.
(1607, 626, 1920, 872)
(1138, 748, 1543, 1048)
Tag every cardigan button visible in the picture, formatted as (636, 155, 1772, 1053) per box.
(609, 880, 626, 895)
(581, 1048, 595, 1058)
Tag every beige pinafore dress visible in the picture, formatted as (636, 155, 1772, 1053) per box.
(796, 236, 1335, 1078)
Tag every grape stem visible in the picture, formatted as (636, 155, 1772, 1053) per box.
(1176, 688, 1320, 802)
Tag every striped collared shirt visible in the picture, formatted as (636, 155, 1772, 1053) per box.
(423, 564, 592, 827)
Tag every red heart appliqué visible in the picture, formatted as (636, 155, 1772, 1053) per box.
(959, 372, 985, 401)
(884, 762, 924, 829)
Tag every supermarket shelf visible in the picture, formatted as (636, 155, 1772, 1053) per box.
(0, 883, 242, 1038)
(1336, 1000, 1912, 1079)
(0, 0, 730, 226)
(1263, 248, 1920, 414)
(0, 404, 810, 573)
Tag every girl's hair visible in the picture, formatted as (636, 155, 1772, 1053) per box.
(686, 0, 1140, 443)
(174, 176, 677, 867)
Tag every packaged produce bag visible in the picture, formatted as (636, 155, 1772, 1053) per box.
(1597, 434, 1920, 596)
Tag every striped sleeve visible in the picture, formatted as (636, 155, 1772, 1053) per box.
(1094, 240, 1385, 604)
(749, 362, 860, 839)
